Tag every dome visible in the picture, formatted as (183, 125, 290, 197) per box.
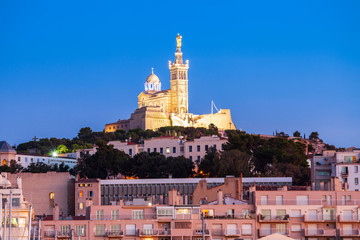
(144, 68, 161, 92)
(146, 73, 160, 83)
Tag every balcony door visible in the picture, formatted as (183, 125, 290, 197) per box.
(323, 208, 335, 220)
(343, 210, 352, 221)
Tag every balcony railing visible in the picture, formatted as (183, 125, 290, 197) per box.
(44, 231, 56, 237)
(258, 214, 290, 222)
(140, 229, 158, 236)
(258, 229, 289, 237)
(93, 214, 157, 220)
(304, 228, 336, 236)
(340, 229, 360, 236)
(258, 199, 360, 205)
(204, 213, 255, 219)
(194, 229, 210, 235)
(224, 229, 241, 236)
(304, 214, 336, 222)
(57, 231, 71, 238)
(339, 214, 360, 222)
(125, 229, 140, 236)
(158, 230, 171, 235)
(106, 230, 124, 237)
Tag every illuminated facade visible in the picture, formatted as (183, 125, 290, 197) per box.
(105, 34, 235, 132)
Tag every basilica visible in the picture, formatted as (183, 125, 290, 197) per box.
(105, 34, 235, 132)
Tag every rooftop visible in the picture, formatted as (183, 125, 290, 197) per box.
(0, 141, 16, 153)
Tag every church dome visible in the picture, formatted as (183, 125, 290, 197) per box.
(144, 68, 161, 92)
(146, 73, 160, 83)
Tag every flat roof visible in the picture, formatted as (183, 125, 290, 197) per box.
(101, 177, 292, 185)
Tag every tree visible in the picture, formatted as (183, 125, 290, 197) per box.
(23, 162, 52, 173)
(130, 152, 167, 178)
(0, 160, 24, 173)
(74, 144, 130, 179)
(309, 132, 319, 140)
(166, 156, 194, 178)
(56, 144, 69, 154)
(293, 131, 301, 137)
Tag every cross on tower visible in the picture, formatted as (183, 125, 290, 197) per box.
(32, 136, 38, 142)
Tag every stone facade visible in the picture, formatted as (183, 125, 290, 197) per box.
(105, 34, 235, 132)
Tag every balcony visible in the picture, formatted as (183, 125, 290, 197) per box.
(304, 229, 336, 236)
(193, 229, 210, 236)
(158, 230, 171, 236)
(106, 230, 124, 238)
(258, 214, 290, 222)
(204, 213, 255, 219)
(258, 229, 289, 237)
(339, 214, 360, 222)
(140, 229, 158, 236)
(340, 229, 360, 236)
(304, 214, 336, 222)
(224, 229, 241, 236)
(44, 231, 56, 237)
(57, 231, 71, 238)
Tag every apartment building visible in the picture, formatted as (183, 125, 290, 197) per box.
(39, 178, 360, 240)
(311, 149, 360, 190)
(107, 135, 227, 162)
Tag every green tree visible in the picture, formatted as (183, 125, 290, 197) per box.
(309, 132, 319, 140)
(23, 162, 52, 173)
(166, 156, 194, 178)
(293, 131, 301, 137)
(74, 144, 130, 179)
(130, 152, 167, 178)
(56, 144, 69, 154)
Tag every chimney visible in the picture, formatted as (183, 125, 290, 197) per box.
(217, 190, 223, 205)
(53, 204, 59, 221)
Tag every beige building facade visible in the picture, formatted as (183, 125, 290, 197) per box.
(105, 34, 235, 132)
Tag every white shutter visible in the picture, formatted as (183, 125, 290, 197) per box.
(226, 224, 237, 235)
(126, 224, 136, 235)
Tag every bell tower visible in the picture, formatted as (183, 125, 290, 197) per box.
(169, 34, 189, 114)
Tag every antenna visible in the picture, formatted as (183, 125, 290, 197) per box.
(211, 100, 220, 114)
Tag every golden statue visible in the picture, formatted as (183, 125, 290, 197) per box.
(176, 33, 182, 48)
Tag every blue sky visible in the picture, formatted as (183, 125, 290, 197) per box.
(1, 0, 359, 148)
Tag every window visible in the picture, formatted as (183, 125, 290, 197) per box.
(154, 148, 157, 152)
(79, 203, 83, 210)
(126, 224, 136, 235)
(189, 146, 192, 152)
(242, 224, 252, 235)
(110, 224, 121, 234)
(173, 147, 176, 153)
(197, 156, 200, 161)
(95, 225, 105, 236)
(79, 191, 83, 197)
(147, 148, 150, 154)
(12, 198, 20, 207)
(49, 192, 55, 208)
(75, 225, 86, 236)
(356, 166, 359, 173)
(213, 145, 217, 150)
(160, 148, 163, 154)
(60, 225, 70, 235)
(276, 196, 283, 205)
(96, 210, 104, 220)
(291, 224, 301, 232)
(260, 224, 271, 236)
(17, 157, 20, 162)
(88, 191, 93, 197)
(132, 210, 144, 219)
(166, 147, 170, 154)
(261, 195, 268, 205)
(355, 178, 359, 185)
(276, 224, 286, 234)
(157, 208, 174, 217)
(205, 145, 209, 151)
(129, 149, 132, 156)
(25, 157, 27, 162)
(261, 209, 271, 220)
(189, 156, 192, 161)
(112, 210, 119, 220)
(296, 196, 308, 205)
(197, 145, 200, 152)
(290, 210, 301, 217)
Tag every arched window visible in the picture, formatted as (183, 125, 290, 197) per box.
(2, 160, 7, 166)
(49, 192, 55, 208)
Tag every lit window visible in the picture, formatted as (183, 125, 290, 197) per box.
(49, 192, 55, 207)
(79, 191, 83, 197)
(2, 160, 6, 166)
(166, 147, 170, 154)
(79, 203, 83, 210)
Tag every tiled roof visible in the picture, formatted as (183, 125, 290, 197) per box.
(0, 141, 16, 153)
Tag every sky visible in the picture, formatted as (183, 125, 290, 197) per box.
(0, 0, 359, 148)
